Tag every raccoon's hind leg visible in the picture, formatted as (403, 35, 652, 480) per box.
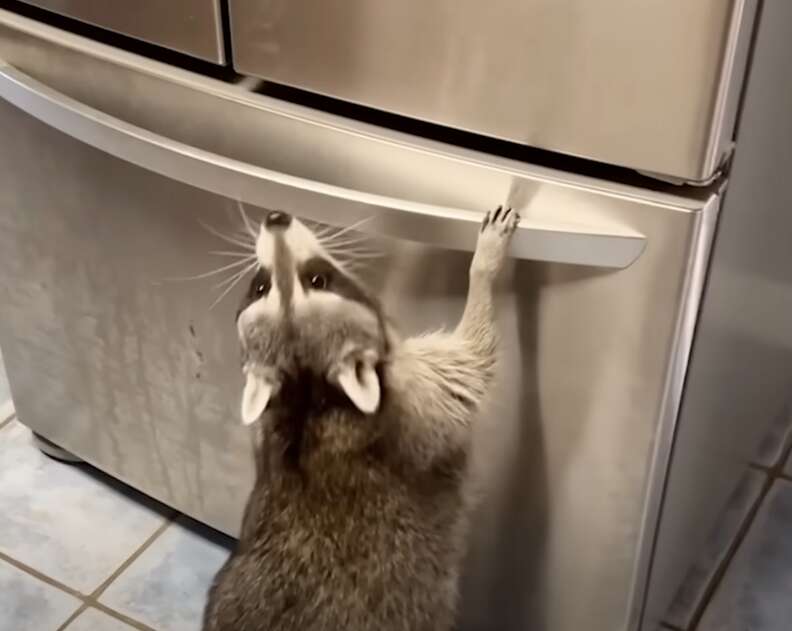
(389, 207, 518, 467)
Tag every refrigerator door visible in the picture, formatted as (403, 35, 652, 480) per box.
(0, 12, 717, 631)
(229, 0, 756, 183)
(18, 0, 225, 62)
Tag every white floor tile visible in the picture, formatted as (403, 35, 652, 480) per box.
(754, 409, 792, 468)
(0, 399, 13, 424)
(664, 469, 765, 629)
(65, 607, 139, 631)
(100, 516, 232, 631)
(0, 559, 80, 631)
(0, 420, 168, 593)
(698, 480, 792, 630)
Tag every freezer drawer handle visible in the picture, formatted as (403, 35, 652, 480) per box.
(0, 61, 645, 268)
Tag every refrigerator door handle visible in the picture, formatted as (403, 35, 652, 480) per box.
(0, 61, 646, 268)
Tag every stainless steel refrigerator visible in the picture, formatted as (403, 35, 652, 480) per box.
(2, 2, 791, 630)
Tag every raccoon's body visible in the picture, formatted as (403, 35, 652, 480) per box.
(202, 208, 518, 631)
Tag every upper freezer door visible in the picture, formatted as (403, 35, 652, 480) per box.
(18, 0, 225, 62)
(230, 0, 756, 183)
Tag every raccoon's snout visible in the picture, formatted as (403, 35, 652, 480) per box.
(265, 210, 291, 229)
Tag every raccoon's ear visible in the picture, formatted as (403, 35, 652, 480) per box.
(336, 355, 381, 415)
(241, 370, 273, 425)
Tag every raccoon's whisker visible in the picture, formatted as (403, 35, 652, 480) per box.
(310, 224, 336, 237)
(200, 218, 254, 244)
(213, 264, 258, 301)
(328, 255, 375, 273)
(347, 253, 385, 260)
(329, 260, 357, 277)
(313, 222, 344, 235)
(231, 227, 259, 242)
(325, 248, 384, 259)
(199, 220, 256, 250)
(337, 258, 372, 269)
(324, 241, 380, 251)
(315, 224, 366, 238)
(165, 257, 255, 282)
(213, 261, 256, 290)
(320, 237, 376, 249)
(232, 228, 255, 240)
(210, 250, 258, 259)
(321, 241, 379, 253)
(237, 200, 258, 238)
(330, 255, 385, 263)
(210, 260, 258, 310)
(322, 217, 374, 242)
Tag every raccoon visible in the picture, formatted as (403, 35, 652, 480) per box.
(202, 206, 519, 631)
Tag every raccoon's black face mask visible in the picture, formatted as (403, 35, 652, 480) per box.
(236, 211, 389, 425)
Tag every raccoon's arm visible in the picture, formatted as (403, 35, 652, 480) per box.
(388, 330, 494, 467)
(387, 208, 517, 467)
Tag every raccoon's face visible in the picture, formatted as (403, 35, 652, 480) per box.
(236, 211, 388, 425)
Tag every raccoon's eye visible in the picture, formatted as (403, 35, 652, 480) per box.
(249, 269, 271, 299)
(299, 259, 334, 292)
(309, 273, 328, 290)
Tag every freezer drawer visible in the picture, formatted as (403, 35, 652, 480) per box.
(0, 11, 717, 631)
(18, 0, 224, 62)
(229, 0, 756, 183)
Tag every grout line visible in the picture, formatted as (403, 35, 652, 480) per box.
(750, 464, 792, 482)
(79, 601, 159, 631)
(686, 471, 771, 630)
(0, 512, 176, 631)
(750, 412, 792, 472)
(71, 514, 177, 631)
(748, 462, 771, 473)
(55, 603, 88, 631)
(0, 398, 15, 420)
(688, 445, 792, 631)
(0, 549, 160, 631)
(0, 550, 84, 600)
(55, 599, 158, 631)
(774, 433, 792, 483)
(0, 406, 15, 429)
(775, 414, 792, 468)
(0, 398, 15, 421)
(89, 514, 176, 601)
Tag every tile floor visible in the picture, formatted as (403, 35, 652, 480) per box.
(659, 408, 792, 631)
(0, 349, 233, 631)
(1, 353, 792, 630)
(0, 417, 233, 631)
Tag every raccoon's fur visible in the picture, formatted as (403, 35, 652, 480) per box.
(202, 207, 519, 631)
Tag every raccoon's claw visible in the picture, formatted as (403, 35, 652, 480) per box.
(472, 206, 519, 276)
(481, 206, 519, 234)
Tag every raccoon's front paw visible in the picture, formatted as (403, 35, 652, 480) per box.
(470, 206, 519, 277)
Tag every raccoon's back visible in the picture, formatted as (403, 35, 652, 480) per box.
(203, 468, 465, 631)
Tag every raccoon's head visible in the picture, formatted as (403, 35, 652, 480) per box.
(236, 211, 389, 426)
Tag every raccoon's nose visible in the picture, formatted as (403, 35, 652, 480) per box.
(265, 211, 292, 229)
